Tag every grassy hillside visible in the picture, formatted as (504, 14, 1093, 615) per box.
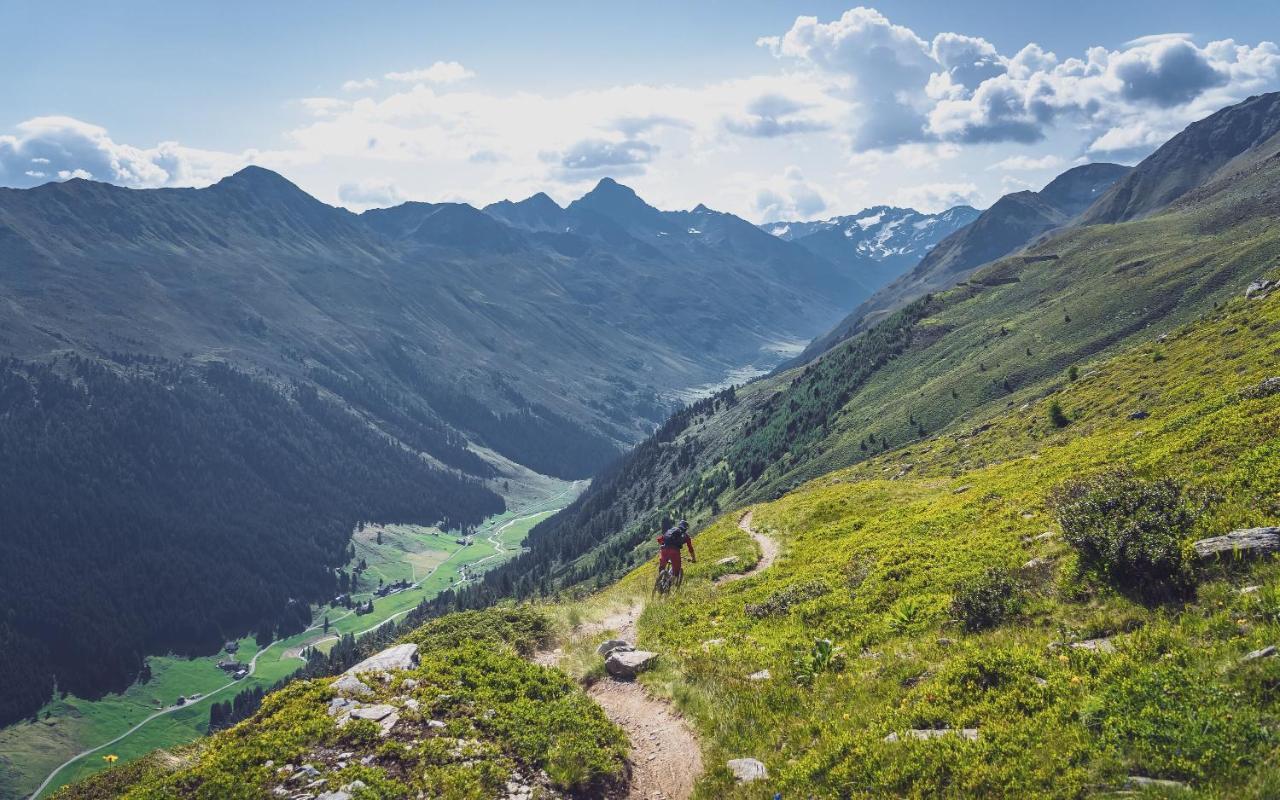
(51, 609, 628, 800)
(557, 285, 1280, 797)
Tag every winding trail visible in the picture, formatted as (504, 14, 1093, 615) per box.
(539, 510, 779, 800)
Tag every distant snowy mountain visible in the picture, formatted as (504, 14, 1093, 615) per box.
(761, 205, 980, 289)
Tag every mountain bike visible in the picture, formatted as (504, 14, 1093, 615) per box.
(652, 563, 683, 596)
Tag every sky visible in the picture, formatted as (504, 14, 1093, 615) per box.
(2, 1, 1278, 221)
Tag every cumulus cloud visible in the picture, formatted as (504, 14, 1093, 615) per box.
(338, 178, 404, 209)
(550, 138, 657, 180)
(752, 166, 829, 222)
(342, 78, 378, 92)
(764, 7, 1280, 158)
(988, 154, 1064, 171)
(299, 97, 348, 117)
(384, 61, 475, 84)
(891, 181, 982, 212)
(724, 94, 832, 137)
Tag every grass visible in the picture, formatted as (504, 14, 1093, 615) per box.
(52, 609, 628, 800)
(547, 287, 1280, 798)
(5, 480, 585, 800)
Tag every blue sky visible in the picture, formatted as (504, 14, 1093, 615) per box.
(2, 1, 1278, 220)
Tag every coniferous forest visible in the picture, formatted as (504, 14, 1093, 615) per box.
(0, 355, 502, 726)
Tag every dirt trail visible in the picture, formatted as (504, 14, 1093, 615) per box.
(536, 511, 779, 800)
(716, 510, 778, 585)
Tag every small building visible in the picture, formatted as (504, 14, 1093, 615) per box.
(216, 660, 242, 672)
(234, 669, 248, 680)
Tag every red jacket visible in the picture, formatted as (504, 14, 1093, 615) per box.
(657, 531, 695, 559)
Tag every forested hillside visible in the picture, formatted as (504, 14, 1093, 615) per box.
(0, 355, 500, 726)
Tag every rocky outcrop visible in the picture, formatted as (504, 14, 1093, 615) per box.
(1241, 377, 1280, 399)
(604, 649, 658, 678)
(727, 758, 768, 782)
(884, 728, 979, 743)
(595, 639, 633, 658)
(1242, 645, 1277, 662)
(1246, 279, 1274, 299)
(1192, 528, 1280, 560)
(344, 643, 419, 676)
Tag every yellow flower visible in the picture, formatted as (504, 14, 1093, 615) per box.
(103, 754, 119, 763)
(1070, 675, 1082, 685)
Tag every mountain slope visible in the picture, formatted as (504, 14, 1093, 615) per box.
(1081, 91, 1280, 224)
(798, 163, 1130, 362)
(763, 205, 980, 290)
(0, 171, 858, 727)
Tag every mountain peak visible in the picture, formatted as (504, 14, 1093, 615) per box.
(216, 165, 298, 190)
(567, 177, 659, 224)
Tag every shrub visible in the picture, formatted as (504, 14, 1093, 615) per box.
(746, 579, 831, 618)
(950, 567, 1021, 632)
(1048, 401, 1070, 428)
(1048, 470, 1210, 601)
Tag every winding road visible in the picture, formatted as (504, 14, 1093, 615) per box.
(27, 481, 585, 799)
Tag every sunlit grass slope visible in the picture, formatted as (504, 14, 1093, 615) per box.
(621, 287, 1280, 798)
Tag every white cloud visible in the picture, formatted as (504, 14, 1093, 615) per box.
(299, 97, 348, 117)
(384, 61, 475, 84)
(751, 165, 830, 222)
(891, 181, 982, 212)
(342, 78, 378, 92)
(987, 154, 1064, 171)
(337, 178, 404, 209)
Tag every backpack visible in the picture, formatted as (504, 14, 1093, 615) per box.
(661, 525, 687, 549)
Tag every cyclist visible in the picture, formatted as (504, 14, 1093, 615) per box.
(657, 520, 696, 585)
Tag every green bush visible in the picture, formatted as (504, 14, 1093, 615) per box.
(950, 567, 1021, 632)
(1049, 470, 1209, 601)
(1048, 400, 1070, 428)
(745, 578, 832, 618)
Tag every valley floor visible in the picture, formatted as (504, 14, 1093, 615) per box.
(0, 479, 585, 800)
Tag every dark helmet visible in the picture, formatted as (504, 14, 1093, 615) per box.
(677, 519, 689, 531)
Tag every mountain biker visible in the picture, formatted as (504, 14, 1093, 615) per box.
(657, 520, 695, 583)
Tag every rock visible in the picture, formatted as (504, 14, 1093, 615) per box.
(1126, 775, 1189, 790)
(1192, 527, 1280, 560)
(1242, 645, 1277, 662)
(340, 781, 366, 793)
(605, 650, 658, 678)
(316, 792, 352, 800)
(401, 678, 418, 689)
(715, 555, 740, 566)
(726, 758, 768, 782)
(1128, 410, 1149, 420)
(332, 674, 373, 699)
(747, 669, 771, 681)
(1022, 556, 1052, 571)
(884, 728, 979, 743)
(936, 638, 955, 647)
(378, 712, 400, 737)
(349, 704, 397, 722)
(1240, 585, 1262, 595)
(1070, 638, 1116, 653)
(1242, 377, 1280, 400)
(1032, 531, 1056, 541)
(701, 638, 726, 650)
(403, 698, 420, 711)
(952, 485, 972, 494)
(596, 639, 633, 658)
(427, 719, 447, 729)
(344, 644, 419, 677)
(1246, 279, 1274, 299)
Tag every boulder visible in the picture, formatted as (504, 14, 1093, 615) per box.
(726, 758, 768, 782)
(884, 728, 979, 743)
(1192, 527, 1280, 561)
(1242, 645, 1277, 662)
(1070, 637, 1116, 653)
(316, 792, 352, 800)
(715, 555, 740, 566)
(332, 674, 373, 699)
(1242, 377, 1280, 400)
(596, 639, 633, 658)
(344, 644, 419, 676)
(747, 669, 772, 681)
(605, 650, 658, 678)
(1246, 279, 1274, 299)
(349, 704, 396, 722)
(1126, 776, 1188, 791)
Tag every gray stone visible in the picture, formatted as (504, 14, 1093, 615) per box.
(1126, 775, 1188, 790)
(1242, 377, 1280, 400)
(332, 674, 373, 699)
(343, 644, 419, 677)
(1071, 638, 1116, 653)
(1022, 556, 1052, 571)
(315, 792, 352, 800)
(884, 728, 979, 743)
(952, 485, 972, 494)
(1193, 527, 1280, 560)
(349, 704, 396, 722)
(605, 649, 658, 678)
(427, 719, 447, 729)
(595, 639, 633, 658)
(1240, 585, 1262, 595)
(747, 669, 771, 681)
(1242, 645, 1277, 662)
(1246, 279, 1274, 299)
(726, 757, 768, 782)
(715, 555, 740, 566)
